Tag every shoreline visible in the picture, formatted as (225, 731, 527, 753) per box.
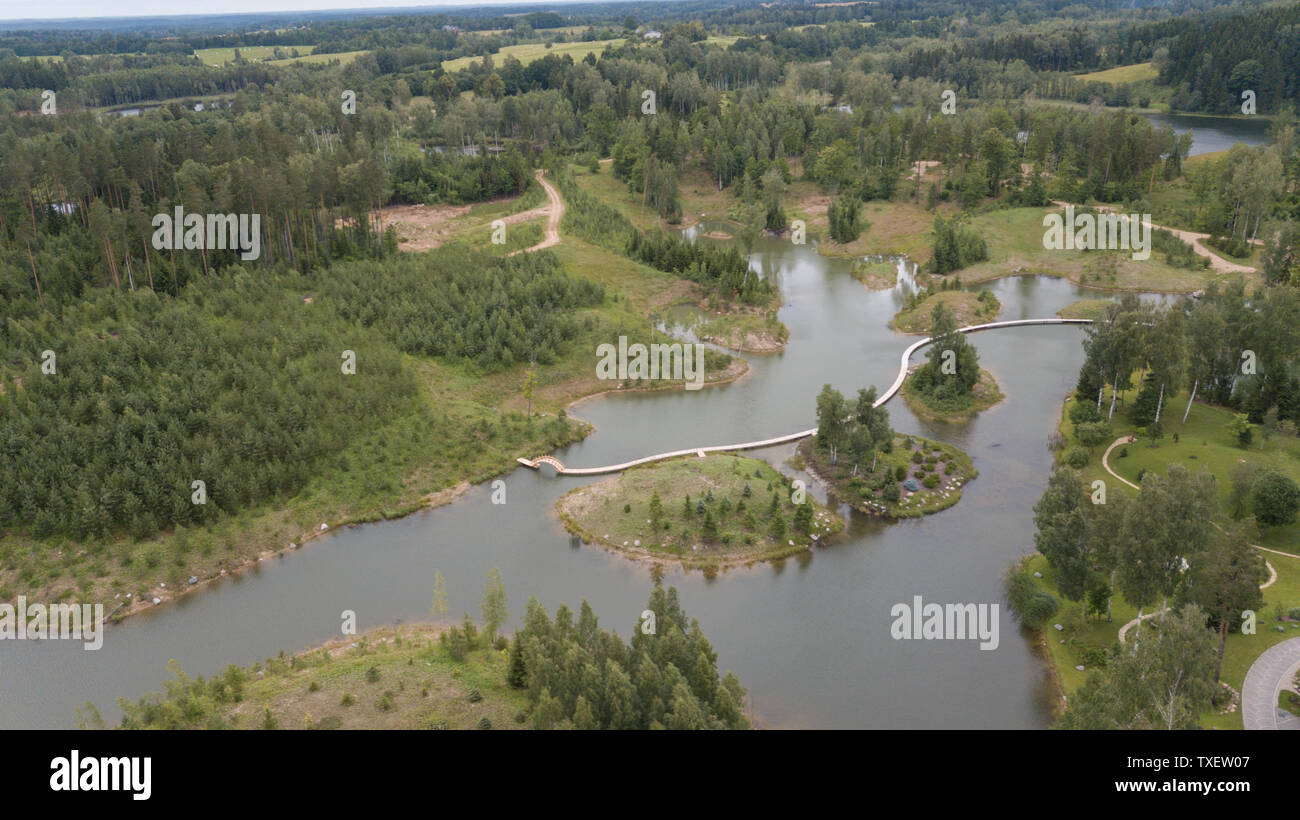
(94, 360, 754, 627)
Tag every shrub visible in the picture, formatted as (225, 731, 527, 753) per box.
(468, 689, 483, 703)
(911, 451, 923, 464)
(340, 693, 355, 707)
(881, 484, 901, 503)
(477, 717, 492, 730)
(1065, 447, 1089, 468)
(1005, 570, 1060, 628)
(922, 475, 940, 489)
(1075, 421, 1110, 448)
(365, 667, 380, 683)
(895, 465, 908, 481)
(1252, 469, 1300, 527)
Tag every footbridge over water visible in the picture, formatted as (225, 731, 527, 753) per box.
(517, 317, 1093, 477)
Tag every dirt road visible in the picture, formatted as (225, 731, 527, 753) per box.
(1050, 200, 1256, 274)
(509, 170, 564, 256)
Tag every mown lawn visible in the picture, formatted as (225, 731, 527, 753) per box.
(1059, 387, 1300, 555)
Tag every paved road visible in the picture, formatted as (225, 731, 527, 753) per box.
(1242, 637, 1300, 730)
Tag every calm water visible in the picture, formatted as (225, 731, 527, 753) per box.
(1141, 111, 1269, 156)
(4, 233, 1118, 729)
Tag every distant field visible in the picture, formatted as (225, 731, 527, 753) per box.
(194, 45, 316, 65)
(19, 53, 145, 61)
(791, 21, 874, 30)
(1076, 62, 1158, 85)
(441, 38, 624, 72)
(267, 49, 367, 66)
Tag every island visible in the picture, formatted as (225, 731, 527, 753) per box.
(556, 453, 844, 568)
(798, 432, 977, 518)
(796, 381, 978, 517)
(898, 302, 1004, 422)
(890, 287, 1000, 333)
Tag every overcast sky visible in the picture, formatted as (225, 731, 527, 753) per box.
(0, 1, 560, 22)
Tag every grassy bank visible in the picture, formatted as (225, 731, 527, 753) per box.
(104, 623, 529, 729)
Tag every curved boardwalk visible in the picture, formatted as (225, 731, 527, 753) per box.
(519, 317, 1093, 476)
(1242, 637, 1300, 730)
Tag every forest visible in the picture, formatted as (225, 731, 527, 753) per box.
(2, 0, 1299, 614)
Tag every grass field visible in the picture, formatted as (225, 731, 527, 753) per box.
(267, 50, 367, 66)
(954, 206, 1256, 293)
(194, 45, 316, 65)
(1076, 62, 1159, 85)
(441, 38, 625, 72)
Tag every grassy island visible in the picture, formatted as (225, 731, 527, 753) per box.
(850, 259, 899, 290)
(891, 288, 1001, 333)
(556, 454, 843, 568)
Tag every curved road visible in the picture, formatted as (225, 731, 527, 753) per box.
(520, 317, 1093, 475)
(1243, 638, 1300, 730)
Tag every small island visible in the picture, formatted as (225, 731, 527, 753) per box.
(891, 287, 1000, 334)
(899, 302, 1004, 422)
(556, 453, 843, 568)
(850, 259, 899, 290)
(798, 382, 977, 517)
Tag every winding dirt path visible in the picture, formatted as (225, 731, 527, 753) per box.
(1050, 201, 1256, 274)
(509, 169, 564, 256)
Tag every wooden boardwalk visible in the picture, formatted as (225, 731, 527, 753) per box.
(518, 317, 1093, 476)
